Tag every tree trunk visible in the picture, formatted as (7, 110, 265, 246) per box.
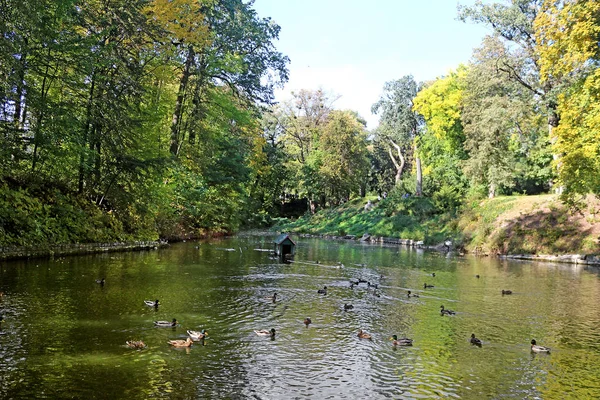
(548, 105, 563, 194)
(415, 142, 422, 196)
(78, 71, 96, 194)
(13, 40, 27, 129)
(388, 140, 405, 186)
(170, 45, 194, 156)
(488, 182, 496, 198)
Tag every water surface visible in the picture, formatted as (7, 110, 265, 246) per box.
(1, 235, 600, 399)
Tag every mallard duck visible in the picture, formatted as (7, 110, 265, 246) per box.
(154, 318, 177, 327)
(95, 278, 105, 285)
(187, 329, 207, 341)
(501, 290, 513, 295)
(264, 293, 277, 302)
(317, 286, 327, 294)
(470, 334, 482, 347)
(126, 340, 146, 349)
(304, 317, 311, 327)
(168, 337, 193, 347)
(424, 283, 434, 289)
(530, 339, 550, 353)
(390, 335, 413, 346)
(344, 303, 354, 310)
(407, 290, 419, 298)
(255, 328, 276, 338)
(440, 305, 456, 315)
(144, 299, 160, 307)
(357, 329, 372, 339)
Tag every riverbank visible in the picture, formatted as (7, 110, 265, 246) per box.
(0, 241, 167, 261)
(274, 194, 600, 261)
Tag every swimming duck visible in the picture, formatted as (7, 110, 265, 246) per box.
(304, 317, 312, 327)
(431, 273, 436, 277)
(187, 329, 207, 341)
(501, 290, 512, 295)
(475, 275, 480, 279)
(407, 290, 419, 298)
(154, 318, 177, 327)
(344, 303, 354, 310)
(390, 335, 413, 346)
(255, 328, 276, 338)
(144, 299, 160, 307)
(317, 286, 327, 294)
(265, 293, 278, 302)
(470, 334, 482, 347)
(168, 337, 193, 347)
(95, 278, 105, 285)
(424, 283, 434, 289)
(530, 339, 550, 353)
(357, 329, 372, 339)
(126, 340, 146, 349)
(440, 305, 456, 315)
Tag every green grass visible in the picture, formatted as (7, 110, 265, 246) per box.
(273, 194, 600, 255)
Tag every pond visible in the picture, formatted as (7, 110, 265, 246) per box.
(1, 234, 600, 399)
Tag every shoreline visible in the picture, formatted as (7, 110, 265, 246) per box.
(0, 241, 168, 261)
(291, 232, 600, 267)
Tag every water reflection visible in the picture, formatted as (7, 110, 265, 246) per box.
(0, 236, 600, 398)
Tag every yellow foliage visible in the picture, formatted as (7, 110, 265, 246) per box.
(554, 69, 600, 193)
(535, 0, 600, 82)
(146, 0, 213, 46)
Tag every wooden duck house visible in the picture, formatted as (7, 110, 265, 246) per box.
(274, 234, 296, 259)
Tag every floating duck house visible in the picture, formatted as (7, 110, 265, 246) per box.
(274, 234, 296, 258)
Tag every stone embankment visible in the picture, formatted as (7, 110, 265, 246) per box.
(499, 253, 600, 266)
(0, 241, 168, 261)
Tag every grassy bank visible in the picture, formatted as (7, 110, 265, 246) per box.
(274, 194, 600, 255)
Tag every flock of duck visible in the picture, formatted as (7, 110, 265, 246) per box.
(92, 279, 208, 349)
(1, 271, 551, 354)
(253, 270, 551, 353)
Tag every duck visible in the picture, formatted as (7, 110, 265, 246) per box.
(475, 274, 480, 279)
(440, 305, 456, 315)
(168, 337, 193, 347)
(357, 329, 372, 339)
(391, 335, 413, 346)
(424, 283, 434, 289)
(317, 286, 327, 294)
(187, 329, 207, 341)
(304, 317, 312, 327)
(144, 299, 160, 308)
(95, 278, 105, 285)
(530, 339, 550, 353)
(431, 273, 436, 277)
(126, 340, 146, 349)
(255, 328, 276, 338)
(344, 303, 354, 310)
(265, 293, 278, 302)
(470, 334, 482, 347)
(501, 290, 513, 295)
(407, 290, 419, 298)
(154, 318, 177, 327)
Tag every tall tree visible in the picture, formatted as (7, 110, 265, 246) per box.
(535, 0, 600, 200)
(372, 76, 424, 194)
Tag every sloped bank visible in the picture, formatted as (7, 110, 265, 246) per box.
(275, 194, 600, 267)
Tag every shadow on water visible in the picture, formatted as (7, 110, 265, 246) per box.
(1, 235, 600, 399)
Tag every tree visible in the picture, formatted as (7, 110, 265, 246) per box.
(372, 76, 424, 194)
(413, 67, 469, 205)
(535, 0, 600, 200)
(458, 0, 561, 190)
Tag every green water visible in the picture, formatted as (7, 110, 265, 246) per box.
(1, 234, 600, 399)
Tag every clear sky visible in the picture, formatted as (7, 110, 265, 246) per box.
(252, 0, 492, 129)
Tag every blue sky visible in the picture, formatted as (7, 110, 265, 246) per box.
(253, 0, 492, 128)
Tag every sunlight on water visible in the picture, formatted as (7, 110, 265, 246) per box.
(1, 235, 600, 399)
